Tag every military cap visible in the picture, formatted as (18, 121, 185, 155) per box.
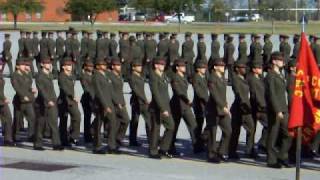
(136, 32, 142, 36)
(33, 31, 38, 34)
(288, 60, 297, 67)
(110, 32, 116, 37)
(234, 60, 247, 68)
(227, 36, 234, 42)
(132, 59, 143, 66)
(68, 27, 75, 31)
(95, 58, 107, 66)
(26, 31, 32, 35)
(164, 32, 169, 35)
(84, 60, 94, 67)
(224, 34, 229, 38)
(211, 33, 218, 39)
(111, 57, 121, 65)
(251, 33, 257, 38)
(4, 34, 10, 38)
(122, 32, 129, 35)
(198, 33, 204, 39)
(174, 59, 186, 66)
(16, 58, 27, 65)
(172, 32, 178, 36)
(48, 31, 54, 35)
(314, 36, 320, 41)
(24, 59, 32, 66)
(264, 34, 271, 39)
(282, 34, 289, 39)
(195, 60, 208, 69)
(254, 34, 261, 39)
(239, 34, 245, 39)
(251, 61, 263, 68)
(271, 51, 284, 61)
(153, 57, 166, 65)
(20, 30, 26, 34)
(72, 31, 78, 35)
(102, 31, 109, 35)
(56, 30, 63, 33)
(185, 32, 192, 37)
(294, 34, 300, 38)
(129, 36, 136, 42)
(212, 58, 225, 66)
(41, 58, 52, 64)
(159, 33, 165, 39)
(61, 57, 73, 66)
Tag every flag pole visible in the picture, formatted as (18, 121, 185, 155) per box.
(296, 127, 302, 180)
(295, 10, 306, 180)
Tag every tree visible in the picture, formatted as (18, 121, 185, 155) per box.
(130, 0, 203, 14)
(0, 0, 44, 29)
(129, 0, 154, 13)
(65, 0, 117, 25)
(210, 0, 229, 22)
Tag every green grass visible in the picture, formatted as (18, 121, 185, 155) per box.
(0, 21, 318, 34)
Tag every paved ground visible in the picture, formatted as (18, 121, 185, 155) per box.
(0, 81, 319, 180)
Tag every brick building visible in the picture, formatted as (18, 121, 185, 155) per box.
(0, 0, 118, 22)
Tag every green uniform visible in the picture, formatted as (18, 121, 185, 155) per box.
(119, 39, 131, 79)
(109, 39, 118, 58)
(0, 75, 13, 142)
(144, 39, 157, 76)
(71, 38, 80, 75)
(2, 39, 13, 75)
(250, 42, 262, 63)
(182, 39, 195, 78)
(263, 40, 273, 67)
(137, 39, 145, 59)
(313, 43, 320, 65)
(169, 72, 197, 153)
(80, 71, 95, 143)
(55, 36, 65, 73)
(280, 42, 291, 64)
(96, 37, 105, 60)
(64, 37, 72, 58)
(128, 72, 151, 144)
(247, 73, 268, 149)
(292, 42, 300, 58)
(192, 72, 209, 150)
(80, 36, 89, 60)
(196, 41, 206, 61)
(238, 41, 247, 60)
(18, 37, 25, 57)
(32, 36, 40, 68)
(87, 38, 96, 61)
(229, 74, 255, 156)
(25, 37, 34, 58)
(149, 70, 175, 156)
(92, 70, 117, 151)
(11, 71, 36, 141)
(167, 41, 180, 78)
(109, 71, 130, 143)
(206, 71, 232, 158)
(39, 37, 49, 68)
(208, 40, 220, 69)
(157, 39, 169, 59)
(34, 70, 61, 148)
(102, 37, 111, 59)
(224, 42, 235, 81)
(265, 70, 292, 165)
(58, 72, 81, 145)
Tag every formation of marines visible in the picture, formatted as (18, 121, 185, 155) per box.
(1, 29, 320, 169)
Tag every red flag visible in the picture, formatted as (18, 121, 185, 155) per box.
(288, 33, 320, 143)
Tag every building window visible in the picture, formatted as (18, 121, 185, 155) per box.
(25, 13, 31, 21)
(36, 12, 41, 19)
(1, 13, 7, 21)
